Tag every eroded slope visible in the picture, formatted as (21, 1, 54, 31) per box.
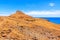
(0, 11, 60, 40)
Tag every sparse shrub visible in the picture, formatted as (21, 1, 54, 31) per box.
(57, 36, 60, 38)
(0, 29, 12, 38)
(32, 37, 38, 40)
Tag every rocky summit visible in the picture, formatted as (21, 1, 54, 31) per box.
(0, 11, 60, 40)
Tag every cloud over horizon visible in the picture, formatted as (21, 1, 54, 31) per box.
(0, 10, 60, 17)
(25, 10, 60, 17)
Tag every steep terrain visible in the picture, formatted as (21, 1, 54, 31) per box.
(0, 11, 60, 40)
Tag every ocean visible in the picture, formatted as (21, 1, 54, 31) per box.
(41, 17, 60, 24)
(38, 17, 60, 24)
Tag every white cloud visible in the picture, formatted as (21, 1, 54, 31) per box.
(25, 10, 60, 17)
(49, 3, 55, 7)
(0, 10, 60, 17)
(0, 11, 15, 16)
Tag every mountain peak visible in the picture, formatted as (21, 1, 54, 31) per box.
(9, 11, 32, 19)
(16, 10, 25, 15)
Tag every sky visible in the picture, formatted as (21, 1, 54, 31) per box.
(0, 0, 60, 17)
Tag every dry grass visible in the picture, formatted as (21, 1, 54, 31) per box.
(0, 11, 60, 40)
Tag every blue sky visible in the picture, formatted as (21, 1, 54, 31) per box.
(0, 0, 60, 17)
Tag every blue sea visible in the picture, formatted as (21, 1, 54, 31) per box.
(39, 17, 60, 24)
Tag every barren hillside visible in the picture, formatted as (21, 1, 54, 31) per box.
(0, 11, 60, 40)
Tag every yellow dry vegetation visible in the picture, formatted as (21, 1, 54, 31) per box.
(0, 11, 60, 40)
